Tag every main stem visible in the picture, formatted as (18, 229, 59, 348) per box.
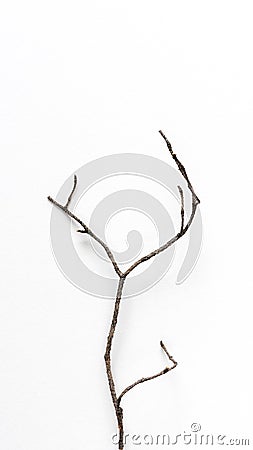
(104, 276, 126, 450)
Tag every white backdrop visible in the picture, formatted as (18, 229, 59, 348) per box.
(0, 1, 252, 449)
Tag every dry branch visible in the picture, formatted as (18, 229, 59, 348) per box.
(48, 131, 200, 450)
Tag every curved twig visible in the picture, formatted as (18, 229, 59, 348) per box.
(118, 341, 177, 405)
(47, 130, 200, 450)
(123, 132, 199, 278)
(48, 187, 123, 278)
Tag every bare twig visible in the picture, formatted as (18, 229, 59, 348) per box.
(123, 132, 199, 278)
(158, 130, 200, 204)
(117, 340, 177, 405)
(48, 130, 200, 450)
(123, 201, 196, 277)
(177, 185, 184, 233)
(65, 174, 77, 209)
(47, 193, 123, 278)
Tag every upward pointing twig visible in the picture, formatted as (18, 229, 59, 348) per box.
(158, 130, 200, 204)
(65, 174, 77, 209)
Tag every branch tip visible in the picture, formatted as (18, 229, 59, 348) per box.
(65, 174, 78, 209)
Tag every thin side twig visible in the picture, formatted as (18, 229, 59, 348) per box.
(123, 201, 197, 277)
(65, 174, 77, 209)
(48, 185, 123, 278)
(177, 185, 185, 233)
(117, 340, 177, 405)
